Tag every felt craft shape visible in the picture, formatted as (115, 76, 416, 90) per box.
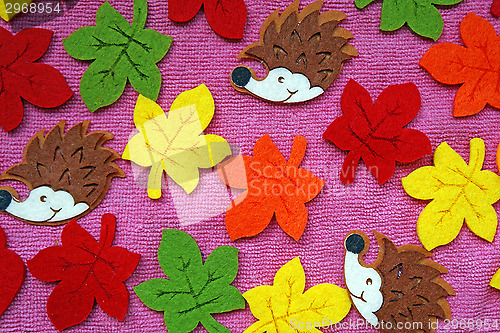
(0, 0, 31, 21)
(27, 214, 140, 331)
(168, 0, 246, 39)
(0, 225, 25, 317)
(0, 121, 124, 226)
(230, 0, 357, 104)
(243, 257, 351, 333)
(491, 269, 500, 290)
(420, 13, 500, 117)
(492, 0, 500, 17)
(343, 231, 454, 332)
(402, 138, 500, 250)
(63, 0, 172, 112)
(134, 229, 244, 333)
(354, 0, 464, 41)
(0, 27, 73, 132)
(218, 134, 324, 241)
(497, 142, 500, 172)
(123, 84, 231, 198)
(323, 79, 431, 185)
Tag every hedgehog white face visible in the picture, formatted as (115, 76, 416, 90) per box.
(0, 187, 89, 224)
(231, 66, 324, 103)
(344, 233, 383, 327)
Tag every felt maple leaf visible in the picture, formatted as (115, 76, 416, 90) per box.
(0, 27, 73, 131)
(402, 138, 500, 250)
(123, 84, 231, 199)
(27, 214, 140, 331)
(218, 134, 324, 241)
(63, 0, 172, 112)
(323, 79, 431, 185)
(244, 257, 351, 333)
(492, 0, 500, 17)
(420, 13, 500, 117)
(354, 0, 463, 40)
(0, 226, 25, 317)
(491, 268, 500, 290)
(168, 0, 246, 39)
(134, 229, 244, 333)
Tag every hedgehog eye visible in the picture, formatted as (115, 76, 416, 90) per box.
(278, 76, 285, 83)
(40, 196, 47, 203)
(366, 278, 372, 285)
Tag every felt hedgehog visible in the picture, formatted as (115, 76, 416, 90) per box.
(230, 0, 357, 103)
(0, 121, 124, 225)
(344, 231, 454, 333)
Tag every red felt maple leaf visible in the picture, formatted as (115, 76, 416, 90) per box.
(27, 214, 140, 331)
(420, 13, 500, 117)
(0, 226, 25, 317)
(218, 134, 324, 241)
(492, 0, 500, 17)
(323, 79, 431, 185)
(0, 27, 73, 132)
(168, 0, 247, 39)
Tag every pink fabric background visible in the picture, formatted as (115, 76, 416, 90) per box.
(1, 0, 500, 332)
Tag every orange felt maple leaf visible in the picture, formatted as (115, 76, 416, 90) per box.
(218, 134, 324, 241)
(420, 13, 500, 117)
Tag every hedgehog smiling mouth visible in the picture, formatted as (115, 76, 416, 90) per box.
(46, 207, 62, 222)
(350, 291, 367, 303)
(281, 89, 298, 103)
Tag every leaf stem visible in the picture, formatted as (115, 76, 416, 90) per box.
(288, 136, 306, 167)
(200, 313, 229, 333)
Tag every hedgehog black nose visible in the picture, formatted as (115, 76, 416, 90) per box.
(0, 190, 12, 211)
(231, 66, 252, 87)
(345, 233, 365, 254)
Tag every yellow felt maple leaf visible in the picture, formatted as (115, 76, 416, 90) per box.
(243, 257, 351, 333)
(402, 138, 500, 250)
(123, 84, 231, 198)
(0, 0, 31, 21)
(491, 269, 500, 290)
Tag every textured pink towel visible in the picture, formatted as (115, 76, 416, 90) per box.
(1, 0, 500, 332)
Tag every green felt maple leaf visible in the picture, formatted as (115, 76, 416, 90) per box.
(355, 0, 464, 41)
(63, 0, 172, 112)
(134, 229, 245, 333)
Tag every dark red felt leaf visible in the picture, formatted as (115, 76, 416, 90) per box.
(493, 0, 500, 17)
(0, 27, 73, 132)
(0, 226, 25, 317)
(323, 79, 431, 185)
(204, 0, 247, 39)
(168, 0, 203, 22)
(27, 214, 140, 331)
(168, 0, 247, 39)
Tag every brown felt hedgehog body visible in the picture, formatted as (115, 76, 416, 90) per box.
(344, 231, 454, 333)
(230, 0, 357, 103)
(0, 121, 124, 225)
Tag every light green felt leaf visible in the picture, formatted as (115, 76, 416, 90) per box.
(406, 2, 443, 41)
(359, 0, 464, 40)
(63, 26, 99, 60)
(132, 0, 147, 31)
(432, 0, 463, 4)
(354, 0, 376, 9)
(380, 0, 408, 31)
(63, 0, 172, 111)
(136, 29, 173, 63)
(80, 47, 128, 112)
(134, 229, 245, 333)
